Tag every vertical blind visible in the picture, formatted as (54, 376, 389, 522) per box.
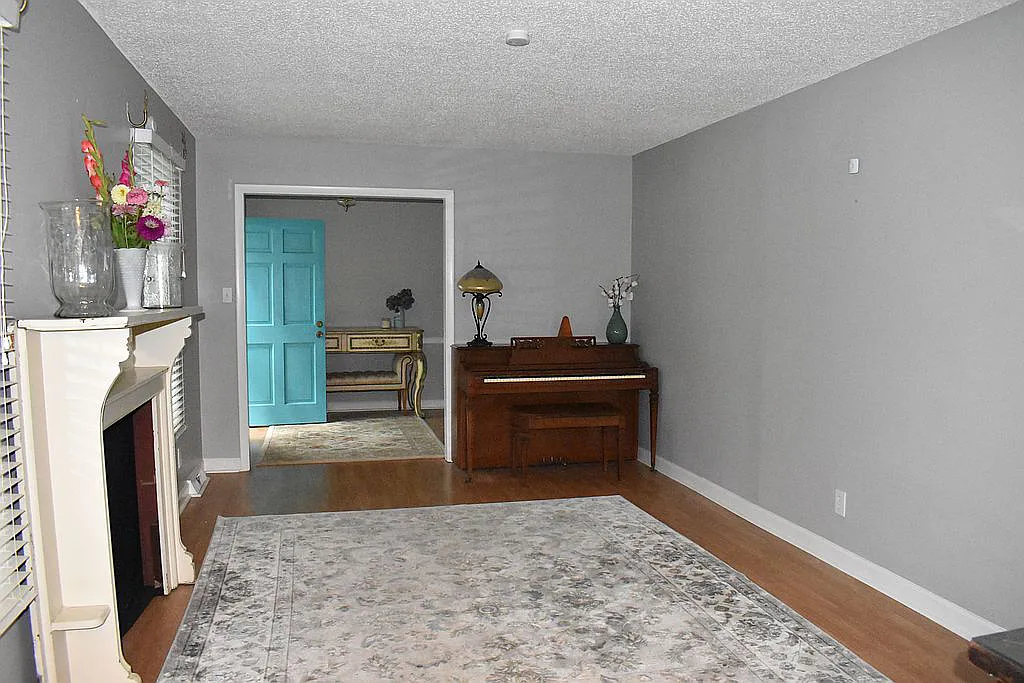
(133, 129, 187, 435)
(0, 26, 35, 635)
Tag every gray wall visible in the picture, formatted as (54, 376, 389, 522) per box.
(0, 610, 35, 682)
(1, 0, 202, 669)
(245, 197, 446, 406)
(196, 140, 632, 464)
(632, 1, 1024, 628)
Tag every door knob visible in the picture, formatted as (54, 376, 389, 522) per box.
(315, 320, 324, 328)
(316, 330, 323, 338)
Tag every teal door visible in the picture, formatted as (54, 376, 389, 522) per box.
(245, 218, 326, 426)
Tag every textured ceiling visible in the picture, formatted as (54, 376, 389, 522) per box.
(77, 0, 1014, 155)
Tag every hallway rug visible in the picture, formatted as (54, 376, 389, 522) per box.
(258, 414, 443, 465)
(159, 496, 889, 682)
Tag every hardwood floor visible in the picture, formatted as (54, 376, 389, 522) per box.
(123, 412, 985, 682)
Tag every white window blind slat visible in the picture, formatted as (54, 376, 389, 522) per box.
(0, 583, 33, 636)
(0, 501, 26, 527)
(0, 440, 20, 461)
(0, 25, 34, 636)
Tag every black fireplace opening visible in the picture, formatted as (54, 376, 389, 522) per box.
(103, 403, 163, 636)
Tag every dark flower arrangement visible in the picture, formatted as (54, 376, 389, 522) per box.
(386, 288, 415, 312)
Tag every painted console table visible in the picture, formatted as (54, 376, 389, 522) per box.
(325, 327, 426, 417)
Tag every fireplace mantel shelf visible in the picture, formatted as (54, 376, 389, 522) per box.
(51, 605, 111, 632)
(18, 305, 203, 332)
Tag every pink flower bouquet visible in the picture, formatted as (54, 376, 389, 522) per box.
(82, 115, 167, 248)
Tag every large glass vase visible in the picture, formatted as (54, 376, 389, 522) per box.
(40, 199, 114, 318)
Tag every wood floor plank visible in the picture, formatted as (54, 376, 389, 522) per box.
(123, 412, 986, 682)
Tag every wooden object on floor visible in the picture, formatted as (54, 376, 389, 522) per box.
(325, 327, 426, 416)
(510, 403, 624, 480)
(969, 628, 1024, 682)
(455, 336, 658, 481)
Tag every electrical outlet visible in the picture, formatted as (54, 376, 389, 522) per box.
(221, 287, 233, 304)
(834, 489, 847, 518)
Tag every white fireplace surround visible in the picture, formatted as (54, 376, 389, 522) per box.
(17, 308, 202, 682)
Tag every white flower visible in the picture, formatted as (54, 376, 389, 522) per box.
(110, 184, 130, 205)
(599, 274, 639, 307)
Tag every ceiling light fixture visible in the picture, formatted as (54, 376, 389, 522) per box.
(505, 29, 530, 47)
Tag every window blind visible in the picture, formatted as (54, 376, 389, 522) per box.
(132, 129, 187, 435)
(0, 26, 35, 635)
(170, 352, 186, 434)
(131, 133, 182, 242)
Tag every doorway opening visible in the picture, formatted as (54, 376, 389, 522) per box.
(233, 184, 456, 470)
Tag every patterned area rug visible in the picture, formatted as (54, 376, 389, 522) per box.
(258, 414, 444, 465)
(159, 497, 888, 682)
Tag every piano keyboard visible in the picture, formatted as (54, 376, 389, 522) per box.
(482, 373, 648, 384)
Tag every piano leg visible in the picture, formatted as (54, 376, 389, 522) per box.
(602, 425, 622, 480)
(649, 385, 659, 471)
(512, 431, 529, 476)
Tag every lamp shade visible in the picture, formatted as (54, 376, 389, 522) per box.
(457, 261, 503, 294)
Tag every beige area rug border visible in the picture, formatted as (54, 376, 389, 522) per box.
(259, 414, 444, 466)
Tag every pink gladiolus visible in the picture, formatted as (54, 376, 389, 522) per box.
(126, 187, 148, 205)
(119, 152, 132, 185)
(81, 140, 95, 154)
(90, 174, 104, 191)
(84, 155, 97, 175)
(136, 214, 165, 241)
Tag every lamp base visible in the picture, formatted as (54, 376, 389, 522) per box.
(467, 337, 493, 347)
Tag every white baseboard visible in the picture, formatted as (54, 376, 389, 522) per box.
(639, 448, 1003, 640)
(326, 398, 444, 412)
(204, 456, 244, 473)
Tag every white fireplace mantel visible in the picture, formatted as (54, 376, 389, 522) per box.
(17, 307, 202, 682)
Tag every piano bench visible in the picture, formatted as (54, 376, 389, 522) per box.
(509, 403, 626, 480)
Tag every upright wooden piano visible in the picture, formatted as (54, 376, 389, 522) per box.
(455, 336, 658, 476)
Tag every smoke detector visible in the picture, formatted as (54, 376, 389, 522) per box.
(505, 29, 530, 47)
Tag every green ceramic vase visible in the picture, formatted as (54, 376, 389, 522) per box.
(606, 304, 627, 344)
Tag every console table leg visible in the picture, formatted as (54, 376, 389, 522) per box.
(412, 352, 426, 418)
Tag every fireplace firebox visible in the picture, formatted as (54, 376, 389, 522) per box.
(103, 403, 162, 635)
